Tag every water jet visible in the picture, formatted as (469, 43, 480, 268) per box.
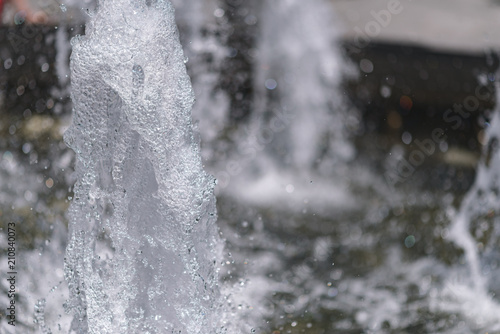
(62, 1, 226, 332)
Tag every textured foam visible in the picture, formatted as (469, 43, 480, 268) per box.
(63, 1, 224, 333)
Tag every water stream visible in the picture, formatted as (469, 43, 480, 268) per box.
(437, 83, 500, 330)
(62, 1, 226, 332)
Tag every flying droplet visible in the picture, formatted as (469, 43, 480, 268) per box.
(265, 79, 277, 90)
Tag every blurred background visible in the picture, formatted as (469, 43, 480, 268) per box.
(1, 0, 500, 333)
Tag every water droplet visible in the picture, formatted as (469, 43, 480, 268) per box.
(265, 78, 277, 90)
(214, 8, 225, 18)
(360, 58, 374, 73)
(380, 85, 391, 98)
(402, 131, 412, 145)
(4, 58, 12, 70)
(405, 235, 416, 248)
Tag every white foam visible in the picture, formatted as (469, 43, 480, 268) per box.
(62, 1, 228, 332)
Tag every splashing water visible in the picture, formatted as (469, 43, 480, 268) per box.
(63, 1, 226, 333)
(437, 82, 500, 330)
(253, 0, 354, 172)
(221, 0, 357, 212)
(3, 0, 499, 332)
(171, 0, 230, 161)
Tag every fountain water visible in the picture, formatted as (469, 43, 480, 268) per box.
(1, 0, 498, 332)
(170, 0, 230, 163)
(219, 0, 358, 212)
(253, 0, 353, 170)
(437, 83, 500, 330)
(211, 0, 364, 330)
(62, 0, 227, 332)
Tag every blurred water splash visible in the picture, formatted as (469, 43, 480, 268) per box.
(434, 82, 500, 332)
(214, 0, 360, 215)
(171, 0, 231, 163)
